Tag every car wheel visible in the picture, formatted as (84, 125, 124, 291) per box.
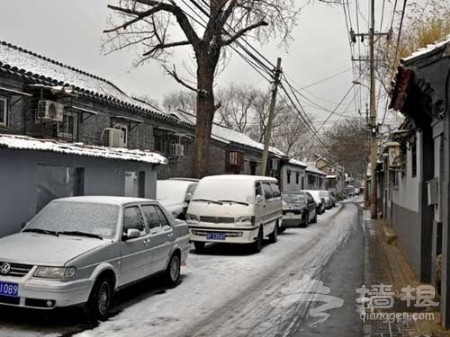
(194, 242, 205, 253)
(278, 226, 286, 234)
(164, 253, 181, 286)
(252, 226, 263, 253)
(268, 222, 278, 243)
(303, 212, 309, 227)
(87, 276, 113, 321)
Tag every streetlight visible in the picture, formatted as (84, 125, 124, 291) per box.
(352, 80, 372, 209)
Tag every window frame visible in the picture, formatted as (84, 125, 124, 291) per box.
(122, 205, 147, 235)
(57, 111, 78, 140)
(141, 204, 163, 232)
(0, 96, 8, 127)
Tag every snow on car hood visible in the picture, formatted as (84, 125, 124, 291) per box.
(0, 232, 109, 266)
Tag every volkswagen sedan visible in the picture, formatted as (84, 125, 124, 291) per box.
(0, 196, 190, 320)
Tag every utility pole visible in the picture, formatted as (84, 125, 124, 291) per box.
(369, 0, 378, 219)
(260, 57, 282, 176)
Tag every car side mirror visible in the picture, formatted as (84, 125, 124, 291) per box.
(185, 192, 193, 202)
(256, 195, 264, 204)
(123, 228, 140, 241)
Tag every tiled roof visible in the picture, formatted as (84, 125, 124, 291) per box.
(0, 41, 187, 127)
(403, 34, 450, 63)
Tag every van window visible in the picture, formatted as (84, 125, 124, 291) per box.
(255, 182, 262, 197)
(270, 183, 281, 198)
(262, 182, 273, 200)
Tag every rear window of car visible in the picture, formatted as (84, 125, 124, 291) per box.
(282, 193, 306, 203)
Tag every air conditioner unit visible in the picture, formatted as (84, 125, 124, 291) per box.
(102, 128, 125, 148)
(36, 100, 65, 123)
(170, 143, 185, 157)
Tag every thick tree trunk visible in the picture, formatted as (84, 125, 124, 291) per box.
(193, 58, 215, 178)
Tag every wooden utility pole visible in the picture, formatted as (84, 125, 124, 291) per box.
(260, 57, 282, 176)
(369, 0, 378, 219)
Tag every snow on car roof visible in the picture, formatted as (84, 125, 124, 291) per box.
(200, 174, 278, 182)
(56, 196, 156, 206)
(0, 134, 167, 164)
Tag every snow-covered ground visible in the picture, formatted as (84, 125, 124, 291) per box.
(1, 200, 360, 337)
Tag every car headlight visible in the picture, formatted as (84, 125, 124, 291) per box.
(34, 266, 76, 280)
(186, 213, 200, 223)
(235, 216, 254, 225)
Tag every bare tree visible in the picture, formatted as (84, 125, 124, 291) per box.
(104, 0, 303, 177)
(215, 84, 258, 133)
(162, 90, 196, 112)
(323, 119, 369, 178)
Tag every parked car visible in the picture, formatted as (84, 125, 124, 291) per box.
(281, 191, 317, 229)
(329, 191, 337, 207)
(303, 190, 326, 214)
(0, 196, 190, 320)
(319, 191, 333, 209)
(157, 179, 199, 220)
(187, 175, 282, 253)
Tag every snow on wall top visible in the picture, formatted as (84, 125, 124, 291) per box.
(305, 165, 326, 176)
(0, 134, 167, 165)
(0, 41, 170, 117)
(171, 111, 287, 157)
(403, 34, 450, 62)
(288, 158, 307, 167)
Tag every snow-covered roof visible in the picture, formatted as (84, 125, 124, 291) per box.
(288, 158, 307, 167)
(0, 134, 167, 164)
(306, 165, 326, 176)
(0, 41, 181, 124)
(171, 111, 287, 157)
(326, 175, 337, 179)
(403, 34, 450, 63)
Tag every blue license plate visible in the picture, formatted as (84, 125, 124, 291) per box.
(0, 281, 19, 297)
(207, 232, 226, 240)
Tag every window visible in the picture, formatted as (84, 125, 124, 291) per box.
(142, 205, 162, 231)
(308, 174, 316, 186)
(255, 182, 262, 197)
(0, 97, 7, 127)
(123, 206, 145, 233)
(390, 170, 398, 188)
(411, 141, 417, 178)
(262, 182, 273, 200)
(155, 207, 171, 228)
(270, 183, 281, 198)
(114, 123, 128, 147)
(57, 112, 77, 140)
(296, 172, 300, 185)
(287, 170, 291, 184)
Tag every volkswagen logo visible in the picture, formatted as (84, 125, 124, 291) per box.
(0, 263, 11, 275)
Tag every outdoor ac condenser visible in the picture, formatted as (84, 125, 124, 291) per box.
(36, 100, 64, 123)
(102, 128, 125, 148)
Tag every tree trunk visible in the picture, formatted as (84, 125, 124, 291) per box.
(193, 57, 215, 178)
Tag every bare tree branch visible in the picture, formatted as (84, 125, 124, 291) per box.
(223, 21, 269, 46)
(163, 65, 198, 93)
(143, 40, 191, 56)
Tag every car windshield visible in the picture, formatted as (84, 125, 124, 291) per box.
(157, 181, 192, 203)
(282, 193, 306, 204)
(25, 200, 120, 239)
(193, 179, 255, 204)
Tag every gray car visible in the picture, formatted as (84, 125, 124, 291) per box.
(0, 196, 190, 320)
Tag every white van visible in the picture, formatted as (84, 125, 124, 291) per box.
(186, 175, 283, 253)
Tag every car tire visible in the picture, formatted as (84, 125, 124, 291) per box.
(194, 242, 205, 253)
(311, 212, 317, 223)
(87, 276, 113, 321)
(252, 226, 263, 253)
(268, 222, 278, 243)
(303, 212, 309, 227)
(164, 253, 181, 286)
(278, 226, 286, 234)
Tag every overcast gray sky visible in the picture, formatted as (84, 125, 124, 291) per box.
(0, 0, 397, 130)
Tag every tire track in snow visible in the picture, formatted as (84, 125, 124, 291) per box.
(184, 202, 359, 337)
